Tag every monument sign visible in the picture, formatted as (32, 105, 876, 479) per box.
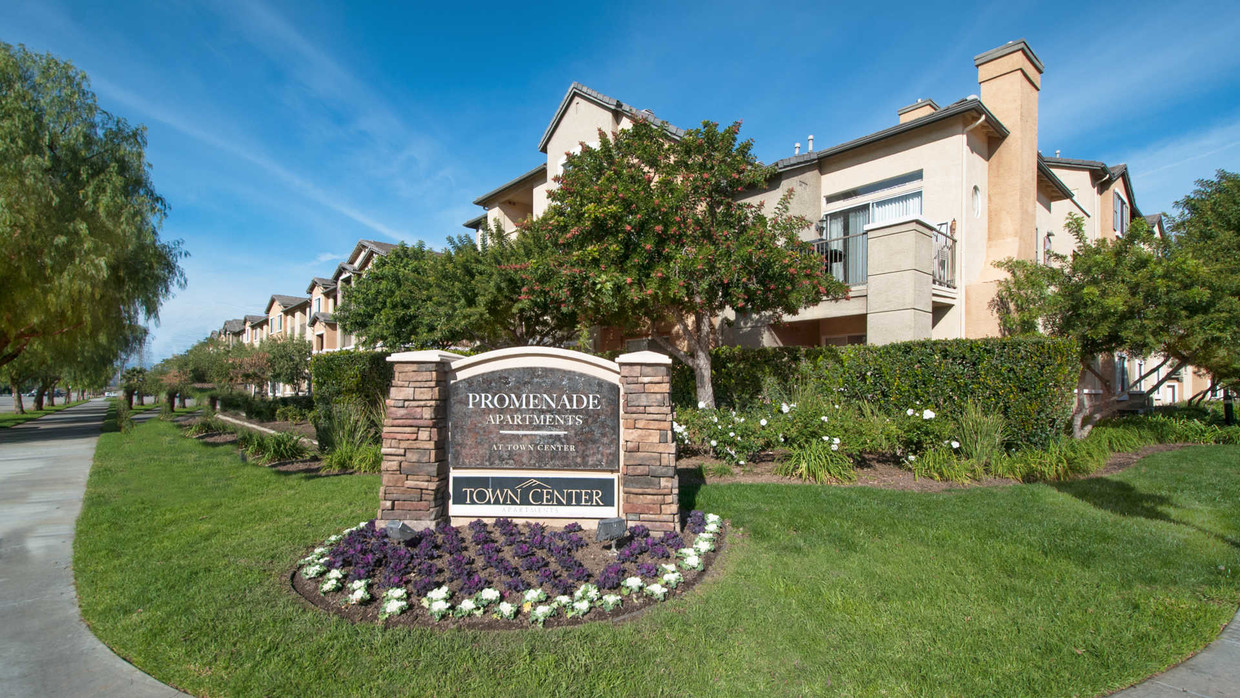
(377, 347, 679, 530)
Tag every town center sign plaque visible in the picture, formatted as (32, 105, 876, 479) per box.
(378, 347, 679, 531)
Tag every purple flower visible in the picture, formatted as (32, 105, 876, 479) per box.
(630, 525, 650, 539)
(598, 563, 625, 590)
(504, 577, 528, 593)
(636, 562, 658, 578)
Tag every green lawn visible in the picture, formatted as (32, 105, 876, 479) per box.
(76, 414, 1240, 697)
(0, 398, 89, 428)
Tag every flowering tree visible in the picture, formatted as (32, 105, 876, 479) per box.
(525, 119, 846, 407)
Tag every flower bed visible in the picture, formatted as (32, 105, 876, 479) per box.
(291, 511, 726, 629)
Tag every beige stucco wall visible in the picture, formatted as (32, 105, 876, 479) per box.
(1046, 167, 1099, 245)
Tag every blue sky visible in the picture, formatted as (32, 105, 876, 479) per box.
(4, 0, 1239, 362)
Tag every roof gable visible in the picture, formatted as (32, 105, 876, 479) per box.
(537, 82, 686, 154)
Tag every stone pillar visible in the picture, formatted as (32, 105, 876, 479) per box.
(378, 350, 462, 529)
(616, 351, 678, 532)
(866, 218, 936, 345)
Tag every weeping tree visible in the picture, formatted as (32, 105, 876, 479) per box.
(0, 43, 185, 370)
(524, 119, 846, 407)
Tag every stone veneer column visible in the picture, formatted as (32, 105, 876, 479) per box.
(865, 218, 936, 345)
(616, 351, 679, 532)
(378, 350, 462, 529)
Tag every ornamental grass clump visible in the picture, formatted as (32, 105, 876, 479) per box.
(295, 513, 726, 628)
(776, 440, 856, 483)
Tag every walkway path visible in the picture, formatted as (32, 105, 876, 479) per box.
(0, 399, 182, 697)
(1113, 606, 1240, 697)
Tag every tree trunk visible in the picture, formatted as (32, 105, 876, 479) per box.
(11, 380, 24, 414)
(692, 341, 714, 409)
(125, 389, 135, 409)
(178, 393, 186, 408)
(46, 384, 55, 407)
(164, 391, 175, 411)
(208, 394, 219, 411)
(137, 392, 145, 406)
(33, 389, 45, 411)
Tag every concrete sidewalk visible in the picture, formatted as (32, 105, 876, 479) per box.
(0, 399, 183, 697)
(1112, 606, 1240, 697)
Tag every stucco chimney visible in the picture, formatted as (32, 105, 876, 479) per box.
(897, 98, 939, 124)
(968, 39, 1045, 337)
(794, 142, 801, 155)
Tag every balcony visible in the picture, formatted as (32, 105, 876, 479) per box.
(809, 221, 956, 289)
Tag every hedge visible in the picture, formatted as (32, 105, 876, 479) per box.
(309, 350, 394, 413)
(671, 338, 1080, 447)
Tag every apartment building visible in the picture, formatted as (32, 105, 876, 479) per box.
(463, 39, 1150, 352)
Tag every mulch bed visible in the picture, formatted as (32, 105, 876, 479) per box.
(681, 444, 1194, 491)
(288, 527, 728, 631)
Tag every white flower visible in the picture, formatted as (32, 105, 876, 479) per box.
(951, 440, 960, 449)
(319, 576, 342, 593)
(645, 583, 669, 600)
(569, 599, 591, 616)
(622, 576, 644, 594)
(710, 440, 717, 447)
(738, 460, 745, 466)
(495, 601, 518, 619)
(907, 455, 917, 462)
(662, 571, 684, 588)
(831, 444, 839, 451)
(326, 569, 343, 580)
(833, 437, 840, 444)
(554, 595, 572, 608)
(574, 583, 601, 601)
(660, 563, 679, 573)
(530, 604, 555, 626)
(698, 401, 706, 409)
(906, 408, 915, 416)
(459, 599, 477, 613)
(523, 588, 547, 604)
(694, 539, 714, 554)
(759, 418, 767, 426)
(479, 588, 501, 603)
(347, 585, 370, 605)
(738, 417, 745, 423)
(681, 555, 702, 570)
(379, 598, 408, 619)
(704, 522, 720, 533)
(779, 435, 785, 443)
(822, 435, 829, 441)
(601, 594, 623, 611)
(780, 403, 790, 413)
(706, 513, 721, 524)
(301, 563, 326, 579)
(428, 599, 452, 620)
(821, 415, 829, 423)
(384, 587, 408, 600)
(728, 431, 735, 437)
(711, 415, 718, 423)
(427, 585, 451, 602)
(834, 404, 840, 409)
(922, 409, 936, 420)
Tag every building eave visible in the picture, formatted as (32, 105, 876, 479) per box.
(536, 82, 686, 154)
(471, 164, 547, 207)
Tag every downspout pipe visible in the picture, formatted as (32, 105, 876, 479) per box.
(960, 114, 987, 339)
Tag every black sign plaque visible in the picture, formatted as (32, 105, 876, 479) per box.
(448, 366, 619, 471)
(450, 473, 618, 518)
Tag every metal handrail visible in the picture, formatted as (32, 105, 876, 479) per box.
(810, 231, 867, 285)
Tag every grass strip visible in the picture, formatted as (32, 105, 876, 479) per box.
(76, 415, 1240, 697)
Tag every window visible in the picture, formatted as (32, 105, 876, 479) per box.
(314, 297, 321, 314)
(825, 170, 922, 205)
(819, 190, 922, 284)
(1042, 230, 1053, 264)
(1113, 192, 1129, 236)
(822, 334, 866, 346)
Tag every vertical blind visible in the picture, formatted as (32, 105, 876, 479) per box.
(823, 190, 923, 284)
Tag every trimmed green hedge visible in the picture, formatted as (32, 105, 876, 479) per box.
(309, 350, 394, 412)
(672, 338, 1079, 447)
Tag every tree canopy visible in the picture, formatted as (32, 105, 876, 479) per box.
(523, 118, 847, 406)
(993, 173, 1240, 436)
(0, 42, 185, 370)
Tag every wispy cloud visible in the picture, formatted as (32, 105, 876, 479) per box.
(1040, 10, 1240, 145)
(93, 77, 410, 241)
(1119, 116, 1240, 214)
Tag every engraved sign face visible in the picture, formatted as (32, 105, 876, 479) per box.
(447, 366, 620, 472)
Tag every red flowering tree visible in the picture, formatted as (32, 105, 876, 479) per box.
(523, 119, 847, 407)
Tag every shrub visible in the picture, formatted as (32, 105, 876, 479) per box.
(310, 350, 393, 414)
(235, 429, 308, 465)
(775, 441, 856, 483)
(115, 400, 133, 433)
(275, 405, 311, 423)
(318, 402, 382, 472)
(957, 401, 1006, 466)
(185, 416, 230, 437)
(907, 447, 981, 483)
(671, 337, 1078, 448)
(321, 442, 382, 473)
